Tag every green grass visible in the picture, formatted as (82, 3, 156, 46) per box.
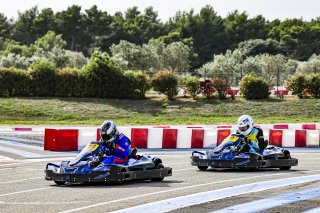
(0, 96, 319, 125)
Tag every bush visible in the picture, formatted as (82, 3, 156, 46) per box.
(184, 76, 200, 99)
(287, 74, 306, 98)
(306, 73, 320, 98)
(56, 68, 81, 97)
(239, 75, 270, 100)
(212, 78, 229, 99)
(151, 70, 178, 100)
(124, 71, 151, 99)
(0, 67, 29, 96)
(28, 60, 57, 96)
(81, 51, 124, 98)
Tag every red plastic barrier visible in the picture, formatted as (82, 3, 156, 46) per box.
(14, 127, 32, 131)
(217, 129, 231, 146)
(273, 124, 289, 129)
(44, 129, 78, 151)
(96, 128, 101, 141)
(217, 125, 232, 129)
(269, 130, 283, 146)
(187, 126, 203, 128)
(295, 130, 307, 147)
(191, 129, 204, 148)
(162, 129, 178, 148)
(131, 128, 148, 148)
(302, 124, 316, 130)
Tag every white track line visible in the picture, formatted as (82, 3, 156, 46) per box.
(0, 146, 43, 158)
(0, 187, 51, 197)
(211, 187, 320, 213)
(302, 206, 320, 213)
(0, 140, 43, 150)
(58, 172, 320, 213)
(0, 177, 42, 184)
(112, 174, 320, 213)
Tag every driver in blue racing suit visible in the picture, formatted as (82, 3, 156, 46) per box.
(89, 120, 131, 167)
(235, 115, 265, 154)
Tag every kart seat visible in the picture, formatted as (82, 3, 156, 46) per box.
(130, 148, 137, 158)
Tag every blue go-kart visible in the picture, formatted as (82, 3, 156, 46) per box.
(191, 134, 298, 171)
(45, 141, 172, 185)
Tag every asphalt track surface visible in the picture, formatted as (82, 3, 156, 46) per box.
(0, 138, 319, 213)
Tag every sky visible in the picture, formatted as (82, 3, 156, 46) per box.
(1, 0, 320, 21)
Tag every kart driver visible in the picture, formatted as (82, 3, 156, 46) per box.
(89, 120, 131, 167)
(235, 115, 265, 154)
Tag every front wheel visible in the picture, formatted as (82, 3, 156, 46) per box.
(279, 151, 291, 170)
(54, 181, 66, 185)
(151, 163, 164, 181)
(198, 166, 208, 171)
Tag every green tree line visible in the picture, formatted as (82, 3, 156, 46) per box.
(1, 5, 319, 67)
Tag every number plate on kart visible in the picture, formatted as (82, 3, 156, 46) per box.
(225, 135, 239, 142)
(83, 144, 99, 151)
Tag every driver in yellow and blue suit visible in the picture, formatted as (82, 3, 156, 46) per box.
(235, 115, 265, 154)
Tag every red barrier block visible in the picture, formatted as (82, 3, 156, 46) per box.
(44, 129, 78, 151)
(187, 126, 203, 128)
(269, 130, 283, 146)
(44, 129, 58, 150)
(295, 130, 306, 147)
(302, 124, 316, 130)
(162, 129, 178, 148)
(14, 127, 32, 131)
(273, 124, 289, 129)
(131, 128, 148, 148)
(191, 129, 204, 148)
(217, 125, 232, 129)
(217, 129, 231, 146)
(96, 128, 101, 141)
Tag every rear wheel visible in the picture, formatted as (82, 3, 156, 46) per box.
(54, 181, 66, 185)
(151, 163, 164, 181)
(198, 166, 208, 171)
(279, 151, 291, 170)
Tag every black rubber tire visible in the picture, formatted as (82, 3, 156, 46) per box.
(151, 163, 164, 181)
(54, 181, 66, 185)
(279, 151, 291, 170)
(198, 166, 208, 171)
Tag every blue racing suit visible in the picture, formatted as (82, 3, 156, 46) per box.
(236, 127, 265, 153)
(100, 132, 131, 165)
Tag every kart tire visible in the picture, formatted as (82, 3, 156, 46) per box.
(151, 163, 164, 181)
(54, 181, 66, 185)
(198, 166, 208, 171)
(279, 151, 291, 170)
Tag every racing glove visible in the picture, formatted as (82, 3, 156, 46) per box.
(88, 156, 100, 167)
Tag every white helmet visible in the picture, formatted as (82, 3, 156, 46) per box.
(237, 115, 254, 136)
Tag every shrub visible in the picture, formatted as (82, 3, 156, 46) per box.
(123, 71, 151, 99)
(287, 74, 306, 98)
(184, 76, 200, 99)
(56, 68, 81, 97)
(306, 73, 320, 98)
(28, 60, 57, 96)
(151, 70, 178, 100)
(239, 75, 270, 100)
(81, 51, 124, 98)
(212, 78, 229, 99)
(0, 67, 29, 96)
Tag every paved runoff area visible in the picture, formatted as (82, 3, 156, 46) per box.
(0, 136, 319, 213)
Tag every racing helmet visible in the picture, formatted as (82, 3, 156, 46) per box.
(237, 115, 254, 136)
(100, 120, 118, 143)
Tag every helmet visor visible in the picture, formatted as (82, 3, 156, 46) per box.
(101, 129, 116, 142)
(239, 125, 249, 132)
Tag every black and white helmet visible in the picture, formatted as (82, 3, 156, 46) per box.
(100, 120, 118, 143)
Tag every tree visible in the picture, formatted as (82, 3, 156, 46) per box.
(163, 41, 190, 72)
(13, 7, 39, 45)
(33, 8, 56, 39)
(0, 13, 13, 40)
(32, 31, 66, 51)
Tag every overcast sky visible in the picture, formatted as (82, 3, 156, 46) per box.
(1, 0, 320, 21)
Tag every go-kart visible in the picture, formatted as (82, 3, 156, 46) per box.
(191, 134, 298, 171)
(45, 141, 172, 185)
